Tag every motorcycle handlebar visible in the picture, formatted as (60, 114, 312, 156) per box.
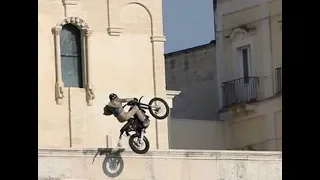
(122, 96, 144, 108)
(122, 99, 138, 108)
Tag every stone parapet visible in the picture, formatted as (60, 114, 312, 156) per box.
(39, 148, 282, 180)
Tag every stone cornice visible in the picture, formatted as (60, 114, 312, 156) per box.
(166, 90, 181, 99)
(62, 0, 79, 5)
(107, 27, 124, 36)
(38, 148, 282, 161)
(151, 36, 166, 42)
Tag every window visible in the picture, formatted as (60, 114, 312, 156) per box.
(242, 48, 249, 83)
(52, 17, 94, 105)
(239, 46, 251, 84)
(60, 24, 84, 88)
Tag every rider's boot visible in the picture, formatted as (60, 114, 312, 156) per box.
(116, 136, 123, 147)
(117, 140, 122, 147)
(117, 132, 123, 147)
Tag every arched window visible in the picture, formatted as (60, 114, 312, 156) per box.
(60, 24, 83, 88)
(52, 17, 94, 105)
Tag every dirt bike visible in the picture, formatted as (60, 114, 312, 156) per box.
(103, 96, 169, 154)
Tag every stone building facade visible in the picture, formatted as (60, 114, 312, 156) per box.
(214, 0, 282, 150)
(165, 41, 218, 120)
(37, 1, 282, 179)
(38, 0, 171, 149)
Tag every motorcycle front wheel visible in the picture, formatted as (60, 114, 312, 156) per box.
(128, 134, 150, 154)
(148, 97, 169, 120)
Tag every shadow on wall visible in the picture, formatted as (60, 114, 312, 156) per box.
(92, 148, 125, 178)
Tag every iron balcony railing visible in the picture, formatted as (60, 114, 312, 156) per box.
(222, 77, 259, 108)
(275, 67, 282, 94)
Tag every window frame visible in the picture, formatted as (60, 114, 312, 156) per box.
(230, 28, 255, 80)
(238, 45, 252, 84)
(51, 17, 95, 106)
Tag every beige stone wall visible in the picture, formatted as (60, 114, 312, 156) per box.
(39, 0, 168, 149)
(168, 118, 225, 150)
(167, 96, 282, 151)
(220, 96, 282, 150)
(222, 6, 261, 31)
(38, 148, 282, 180)
(165, 42, 218, 120)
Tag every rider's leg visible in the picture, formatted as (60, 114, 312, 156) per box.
(116, 114, 132, 147)
(119, 123, 127, 139)
(126, 106, 148, 144)
(125, 106, 145, 122)
(116, 107, 145, 147)
(127, 106, 150, 128)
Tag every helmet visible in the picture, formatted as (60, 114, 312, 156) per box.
(109, 93, 118, 101)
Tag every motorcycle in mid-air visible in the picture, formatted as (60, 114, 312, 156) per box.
(103, 96, 169, 154)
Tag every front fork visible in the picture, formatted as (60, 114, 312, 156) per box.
(139, 128, 145, 143)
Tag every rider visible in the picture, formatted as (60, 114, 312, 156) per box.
(108, 93, 148, 147)
(108, 93, 146, 124)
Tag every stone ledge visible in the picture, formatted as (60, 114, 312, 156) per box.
(107, 27, 123, 36)
(39, 148, 282, 180)
(38, 148, 282, 161)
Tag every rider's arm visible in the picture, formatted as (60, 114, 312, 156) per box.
(117, 98, 134, 103)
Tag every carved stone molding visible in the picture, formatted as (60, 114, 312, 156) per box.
(86, 84, 95, 106)
(106, 0, 126, 36)
(55, 17, 89, 30)
(107, 27, 124, 36)
(166, 90, 181, 108)
(52, 16, 95, 106)
(51, 28, 61, 35)
(225, 25, 256, 40)
(230, 103, 257, 117)
(84, 28, 95, 106)
(55, 83, 64, 105)
(51, 27, 64, 104)
(151, 36, 166, 43)
(85, 29, 93, 36)
(62, 0, 79, 6)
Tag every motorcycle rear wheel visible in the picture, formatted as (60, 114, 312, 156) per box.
(128, 134, 150, 154)
(148, 97, 169, 120)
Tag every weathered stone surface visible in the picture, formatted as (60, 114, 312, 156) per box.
(38, 148, 282, 180)
(165, 41, 218, 120)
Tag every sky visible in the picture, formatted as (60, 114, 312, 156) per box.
(162, 0, 215, 53)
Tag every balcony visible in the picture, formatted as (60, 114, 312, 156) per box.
(222, 77, 259, 108)
(275, 67, 282, 94)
